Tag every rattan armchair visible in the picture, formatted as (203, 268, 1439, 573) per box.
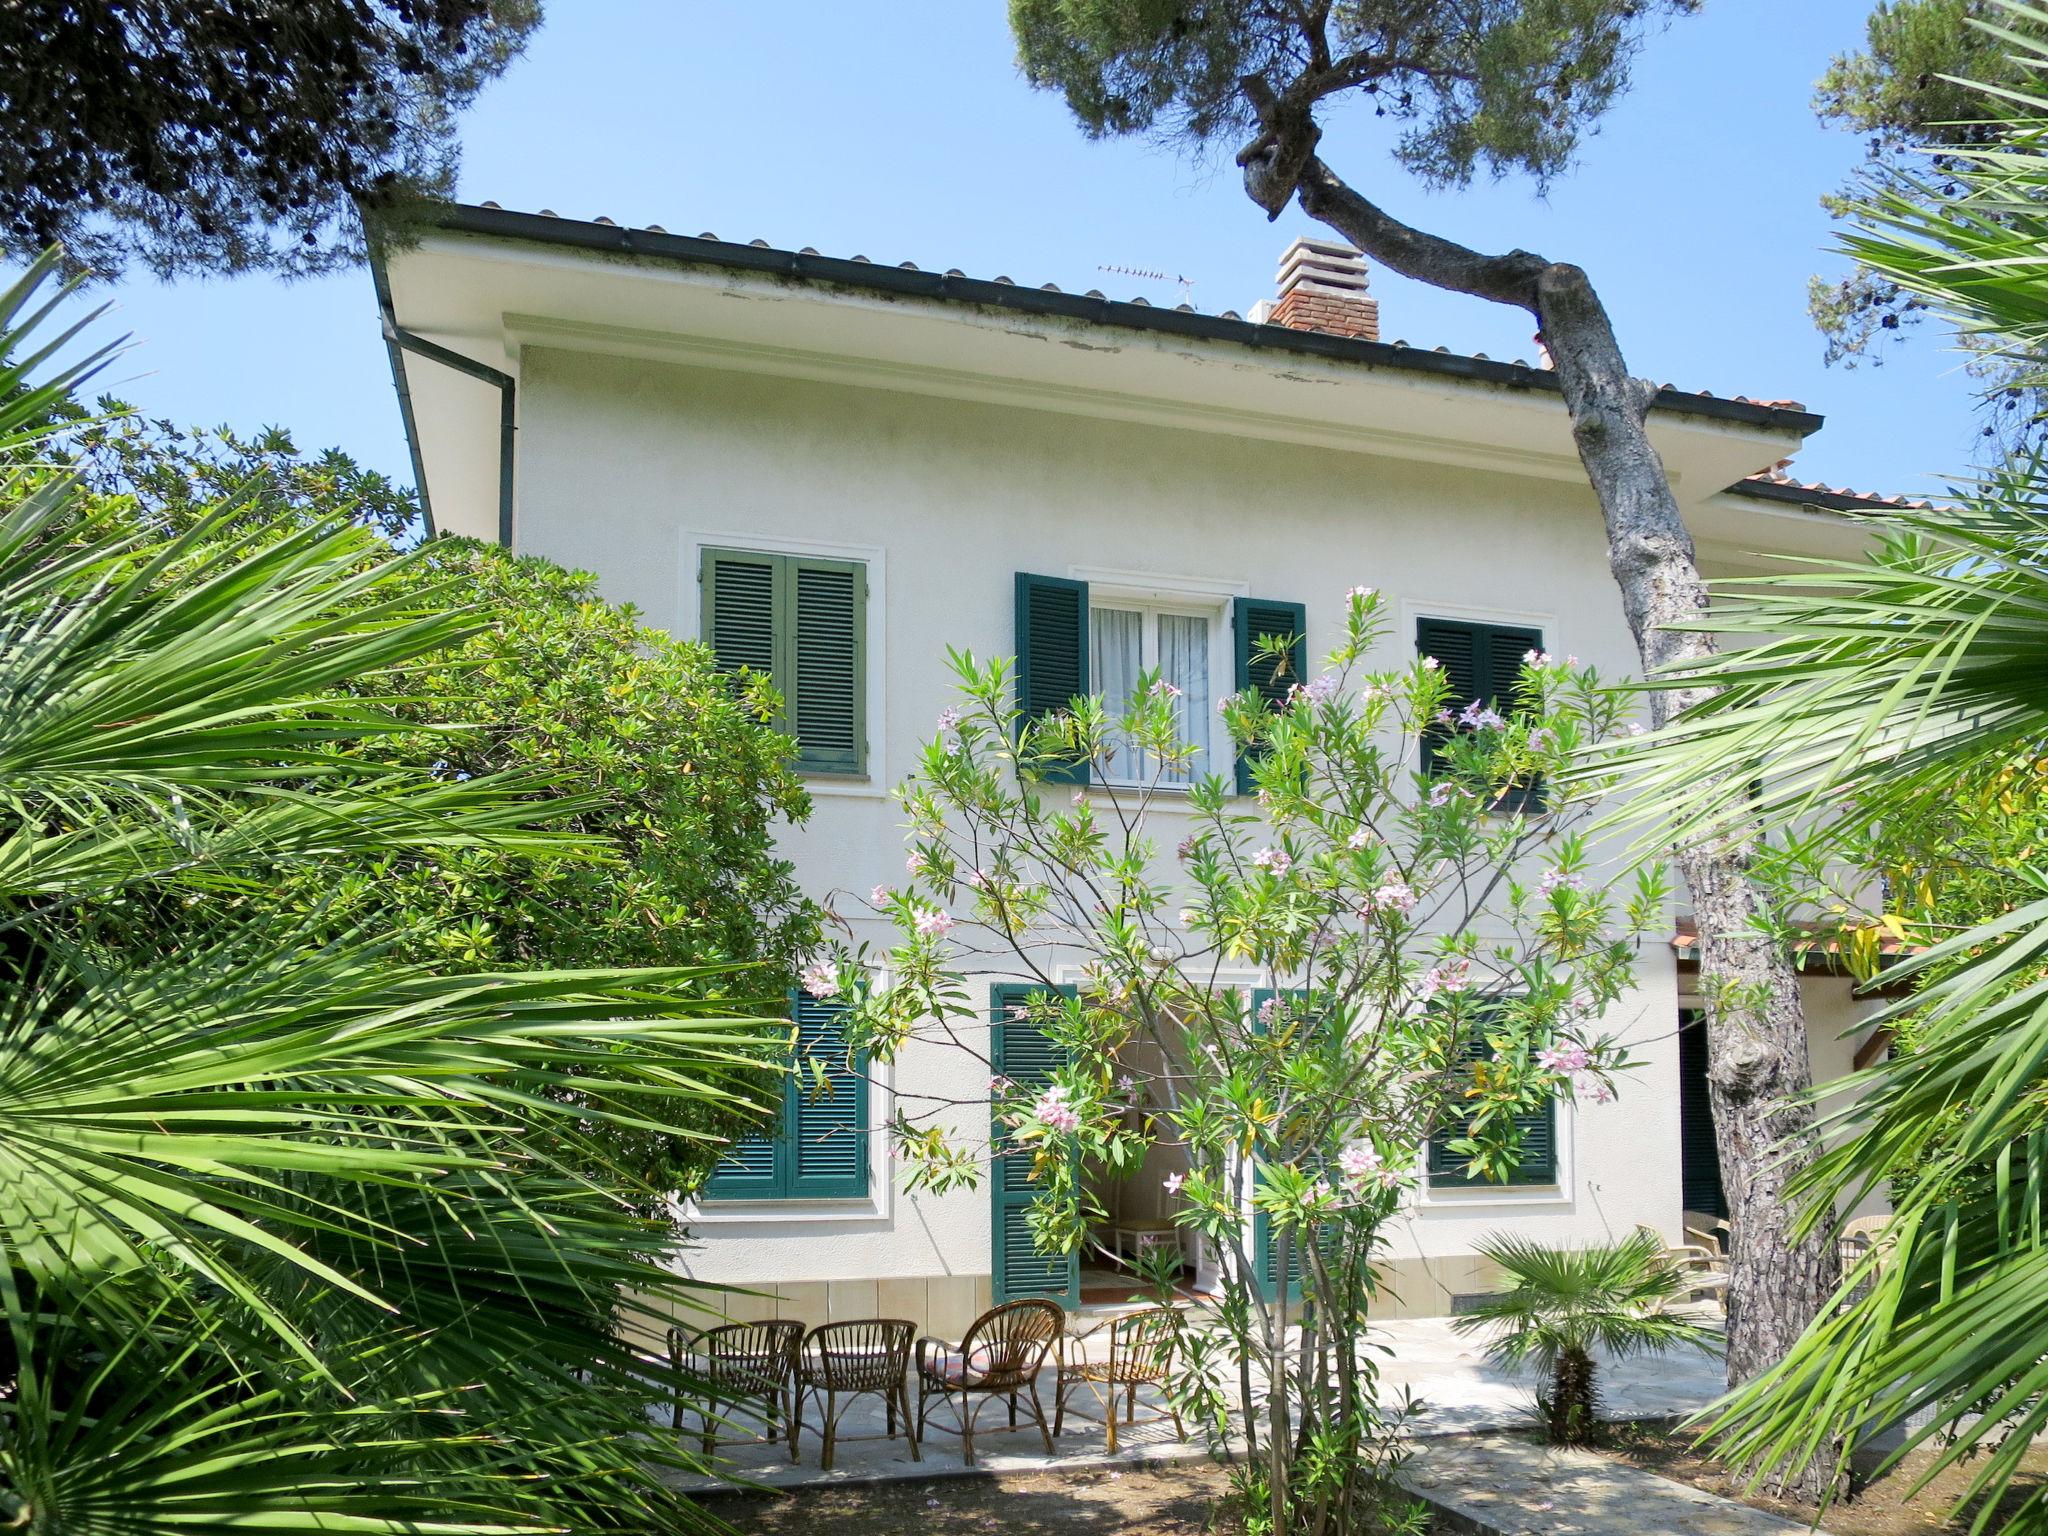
(671, 1319, 802, 1459)
(914, 1298, 1063, 1465)
(796, 1318, 919, 1471)
(1054, 1305, 1187, 1453)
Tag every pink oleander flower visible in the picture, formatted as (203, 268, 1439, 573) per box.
(1565, 654, 1580, 667)
(1528, 727, 1555, 752)
(1457, 699, 1506, 731)
(1163, 1172, 1185, 1195)
(1370, 878, 1418, 914)
(1537, 1043, 1591, 1075)
(1347, 585, 1375, 601)
(1523, 648, 1555, 667)
(1434, 708, 1455, 727)
(1427, 781, 1455, 808)
(1215, 691, 1238, 715)
(1177, 835, 1196, 861)
(1579, 1077, 1616, 1104)
(1418, 959, 1471, 1001)
(966, 868, 990, 890)
(1338, 1142, 1384, 1187)
(906, 851, 927, 876)
(869, 884, 891, 906)
(1177, 907, 1199, 927)
(1347, 828, 1374, 850)
(1071, 788, 1088, 806)
(1257, 996, 1280, 1027)
(1252, 847, 1291, 875)
(914, 909, 955, 937)
(1149, 678, 1183, 699)
(1308, 1178, 1334, 1203)
(1538, 867, 1588, 895)
(1117, 1074, 1137, 1094)
(990, 1074, 1014, 1093)
(800, 959, 839, 998)
(936, 705, 964, 731)
(1035, 1086, 1082, 1134)
(1627, 721, 1648, 737)
(1288, 671, 1339, 706)
(1421, 656, 1441, 671)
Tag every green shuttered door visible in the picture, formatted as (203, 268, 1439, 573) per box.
(701, 547, 865, 776)
(1249, 987, 1340, 1300)
(1234, 597, 1307, 794)
(990, 983, 1081, 1306)
(1014, 573, 1091, 786)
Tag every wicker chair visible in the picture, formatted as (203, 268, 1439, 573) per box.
(1054, 1305, 1187, 1453)
(1839, 1214, 1891, 1303)
(796, 1318, 919, 1471)
(671, 1319, 802, 1459)
(914, 1298, 1063, 1465)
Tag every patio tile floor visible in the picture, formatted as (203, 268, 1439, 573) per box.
(662, 1313, 1729, 1494)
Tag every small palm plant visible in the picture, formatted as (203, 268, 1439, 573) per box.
(1452, 1230, 1722, 1445)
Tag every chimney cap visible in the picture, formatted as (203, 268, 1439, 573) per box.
(1276, 236, 1369, 299)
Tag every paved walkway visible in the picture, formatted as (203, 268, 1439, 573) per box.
(665, 1313, 1730, 1493)
(1401, 1434, 1833, 1535)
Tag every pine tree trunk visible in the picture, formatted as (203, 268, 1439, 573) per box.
(1236, 150, 1844, 1498)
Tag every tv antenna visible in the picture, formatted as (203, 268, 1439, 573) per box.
(1099, 262, 1195, 307)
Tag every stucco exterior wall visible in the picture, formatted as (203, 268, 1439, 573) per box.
(510, 340, 1865, 1320)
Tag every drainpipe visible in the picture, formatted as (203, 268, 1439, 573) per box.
(370, 254, 516, 548)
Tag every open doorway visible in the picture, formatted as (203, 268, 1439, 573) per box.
(1075, 1035, 1205, 1305)
(1678, 1007, 1727, 1221)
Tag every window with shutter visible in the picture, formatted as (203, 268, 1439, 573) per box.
(1415, 616, 1545, 811)
(1426, 1024, 1559, 1189)
(700, 547, 866, 777)
(990, 983, 1080, 1306)
(702, 993, 870, 1202)
(1014, 573, 1091, 786)
(1233, 597, 1307, 795)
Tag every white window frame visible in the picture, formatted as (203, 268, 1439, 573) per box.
(1068, 567, 1241, 793)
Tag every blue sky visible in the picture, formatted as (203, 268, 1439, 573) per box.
(88, 0, 1977, 503)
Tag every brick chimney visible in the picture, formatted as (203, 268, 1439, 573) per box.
(1250, 237, 1378, 340)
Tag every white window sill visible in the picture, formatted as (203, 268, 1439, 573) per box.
(683, 1195, 890, 1225)
(1417, 1184, 1572, 1211)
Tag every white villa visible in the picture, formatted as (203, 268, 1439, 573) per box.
(374, 208, 1895, 1338)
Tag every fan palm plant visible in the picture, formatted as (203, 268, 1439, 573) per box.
(0, 251, 791, 1533)
(1605, 9, 2048, 1525)
(1451, 1231, 1720, 1445)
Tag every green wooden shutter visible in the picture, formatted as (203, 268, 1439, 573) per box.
(702, 548, 866, 778)
(1014, 573, 1090, 786)
(702, 547, 781, 677)
(702, 1121, 783, 1200)
(1416, 617, 1544, 808)
(990, 983, 1081, 1306)
(1427, 1028, 1558, 1188)
(787, 992, 869, 1198)
(789, 557, 866, 775)
(1233, 597, 1307, 794)
(703, 994, 867, 1202)
(702, 999, 789, 1198)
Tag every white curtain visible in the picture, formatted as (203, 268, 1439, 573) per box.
(1158, 613, 1209, 785)
(1091, 606, 1142, 783)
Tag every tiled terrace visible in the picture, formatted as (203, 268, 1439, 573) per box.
(663, 1310, 1728, 1494)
